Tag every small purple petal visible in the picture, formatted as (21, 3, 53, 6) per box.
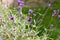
(18, 6, 22, 8)
(50, 24, 54, 29)
(53, 10, 59, 14)
(20, 4, 23, 6)
(18, 0, 21, 3)
(57, 10, 60, 13)
(20, 1, 24, 6)
(0, 36, 2, 40)
(53, 10, 57, 14)
(48, 3, 51, 7)
(27, 16, 32, 22)
(28, 9, 33, 13)
(10, 15, 14, 20)
(33, 14, 36, 16)
(20, 1, 24, 4)
(18, 0, 24, 8)
(52, 10, 59, 16)
(58, 15, 60, 20)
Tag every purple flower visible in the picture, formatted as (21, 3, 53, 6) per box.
(27, 16, 32, 22)
(20, 1, 24, 4)
(50, 24, 54, 29)
(58, 15, 60, 20)
(20, 1, 24, 6)
(18, 6, 22, 9)
(53, 10, 57, 14)
(33, 14, 36, 16)
(18, 0, 21, 3)
(52, 10, 59, 16)
(18, 0, 24, 8)
(10, 15, 14, 20)
(48, 3, 51, 7)
(0, 36, 2, 40)
(28, 9, 33, 14)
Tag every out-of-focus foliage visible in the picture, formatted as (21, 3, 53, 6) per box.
(0, 0, 60, 40)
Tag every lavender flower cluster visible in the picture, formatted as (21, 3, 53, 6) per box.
(18, 0, 24, 9)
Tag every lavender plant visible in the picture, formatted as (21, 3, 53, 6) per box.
(0, 0, 60, 40)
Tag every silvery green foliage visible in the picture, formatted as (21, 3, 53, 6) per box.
(0, 4, 48, 40)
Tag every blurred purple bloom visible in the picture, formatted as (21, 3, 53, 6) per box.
(58, 15, 60, 20)
(20, 1, 24, 6)
(20, 1, 24, 4)
(48, 3, 51, 7)
(33, 14, 36, 16)
(57, 10, 60, 13)
(28, 9, 33, 13)
(53, 10, 57, 14)
(10, 15, 14, 20)
(18, 6, 22, 9)
(18, 0, 24, 8)
(18, 0, 21, 3)
(53, 10, 59, 14)
(50, 24, 54, 29)
(0, 36, 2, 40)
(52, 10, 59, 16)
(27, 16, 32, 22)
